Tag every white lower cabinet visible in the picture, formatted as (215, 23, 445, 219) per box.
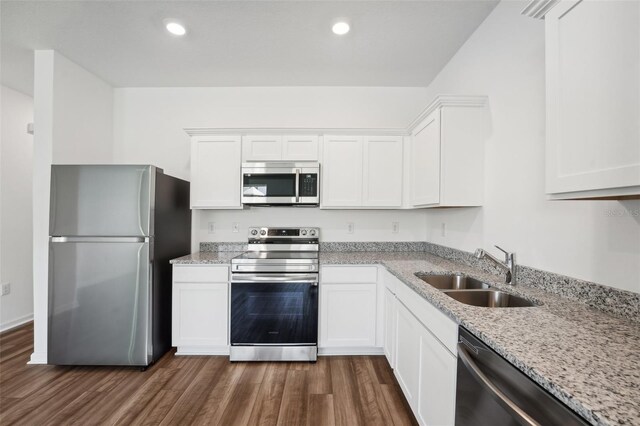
(417, 326, 457, 426)
(172, 265, 229, 355)
(383, 287, 397, 367)
(386, 271, 458, 426)
(319, 265, 380, 353)
(394, 301, 422, 407)
(320, 282, 377, 349)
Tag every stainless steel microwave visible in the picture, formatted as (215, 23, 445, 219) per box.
(241, 162, 320, 206)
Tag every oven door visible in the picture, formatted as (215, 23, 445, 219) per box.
(230, 274, 318, 345)
(241, 164, 319, 205)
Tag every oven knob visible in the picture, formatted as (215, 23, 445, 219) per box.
(260, 229, 267, 236)
(250, 229, 258, 236)
(309, 229, 316, 236)
(301, 229, 307, 236)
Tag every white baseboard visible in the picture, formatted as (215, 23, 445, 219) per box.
(28, 351, 47, 364)
(175, 346, 230, 356)
(0, 313, 33, 333)
(319, 346, 384, 356)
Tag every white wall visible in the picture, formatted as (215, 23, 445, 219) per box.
(0, 85, 34, 331)
(113, 86, 431, 245)
(421, 1, 640, 293)
(196, 208, 428, 243)
(31, 51, 114, 363)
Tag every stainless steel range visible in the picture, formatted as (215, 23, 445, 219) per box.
(230, 227, 319, 362)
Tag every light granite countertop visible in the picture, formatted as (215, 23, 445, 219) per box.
(171, 250, 640, 426)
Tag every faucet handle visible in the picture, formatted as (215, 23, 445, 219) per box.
(494, 245, 515, 263)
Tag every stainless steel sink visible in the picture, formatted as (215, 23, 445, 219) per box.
(442, 290, 538, 307)
(415, 273, 491, 290)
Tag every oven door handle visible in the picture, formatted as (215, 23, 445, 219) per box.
(231, 274, 319, 285)
(457, 342, 540, 426)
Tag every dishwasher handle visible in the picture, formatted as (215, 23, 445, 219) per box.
(457, 342, 541, 426)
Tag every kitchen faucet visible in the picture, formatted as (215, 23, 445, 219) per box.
(474, 245, 517, 285)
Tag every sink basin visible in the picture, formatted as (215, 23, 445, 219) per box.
(443, 290, 538, 308)
(416, 273, 491, 290)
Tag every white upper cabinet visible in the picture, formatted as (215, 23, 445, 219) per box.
(322, 135, 403, 208)
(410, 96, 486, 208)
(242, 135, 282, 161)
(321, 135, 364, 207)
(542, 0, 640, 199)
(242, 134, 319, 162)
(411, 110, 441, 206)
(363, 136, 403, 207)
(190, 135, 242, 209)
(282, 135, 319, 161)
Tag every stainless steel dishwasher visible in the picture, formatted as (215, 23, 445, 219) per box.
(455, 328, 589, 426)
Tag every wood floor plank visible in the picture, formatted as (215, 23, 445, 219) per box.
(276, 369, 309, 426)
(308, 356, 332, 394)
(380, 384, 418, 426)
(107, 367, 179, 425)
(190, 362, 247, 425)
(0, 324, 417, 426)
(130, 389, 181, 426)
(330, 357, 365, 426)
(217, 382, 261, 426)
(307, 394, 336, 426)
(351, 357, 390, 426)
(159, 356, 228, 425)
(247, 362, 288, 426)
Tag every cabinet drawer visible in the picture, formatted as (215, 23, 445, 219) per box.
(173, 265, 229, 283)
(320, 265, 378, 284)
(395, 282, 458, 354)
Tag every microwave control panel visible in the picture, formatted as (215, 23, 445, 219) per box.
(299, 174, 318, 197)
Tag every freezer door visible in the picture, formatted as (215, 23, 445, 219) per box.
(48, 239, 151, 366)
(50, 165, 153, 237)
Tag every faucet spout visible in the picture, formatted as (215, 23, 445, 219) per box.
(474, 245, 517, 285)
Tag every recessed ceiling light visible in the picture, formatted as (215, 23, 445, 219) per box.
(165, 20, 186, 36)
(332, 21, 350, 35)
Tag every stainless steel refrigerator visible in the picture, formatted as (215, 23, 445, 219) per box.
(48, 165, 190, 366)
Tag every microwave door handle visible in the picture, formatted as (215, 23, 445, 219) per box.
(295, 168, 300, 203)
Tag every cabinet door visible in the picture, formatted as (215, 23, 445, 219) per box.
(394, 301, 421, 410)
(172, 282, 228, 347)
(191, 136, 242, 208)
(383, 288, 397, 368)
(321, 136, 363, 207)
(545, 0, 640, 196)
(242, 135, 283, 161)
(363, 136, 403, 207)
(319, 283, 377, 347)
(411, 110, 441, 206)
(282, 135, 319, 161)
(417, 327, 457, 426)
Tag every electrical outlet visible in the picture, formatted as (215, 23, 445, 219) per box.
(232, 223, 240, 233)
(208, 222, 216, 234)
(392, 222, 400, 234)
(441, 223, 446, 237)
(347, 223, 355, 234)
(1, 282, 10, 296)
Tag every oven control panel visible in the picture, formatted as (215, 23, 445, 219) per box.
(248, 227, 319, 239)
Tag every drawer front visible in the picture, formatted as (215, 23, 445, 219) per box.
(395, 281, 458, 355)
(173, 265, 229, 283)
(320, 265, 378, 284)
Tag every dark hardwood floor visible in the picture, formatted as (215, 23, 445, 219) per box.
(0, 323, 417, 425)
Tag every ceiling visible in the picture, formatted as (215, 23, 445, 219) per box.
(1, 1, 498, 95)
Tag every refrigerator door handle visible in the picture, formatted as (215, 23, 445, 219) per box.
(50, 236, 150, 243)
